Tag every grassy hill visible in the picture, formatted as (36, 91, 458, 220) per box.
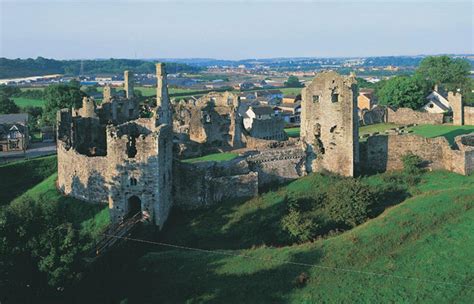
(120, 171, 474, 303)
(9, 173, 110, 239)
(0, 155, 57, 205)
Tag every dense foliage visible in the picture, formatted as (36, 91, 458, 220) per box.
(416, 55, 471, 87)
(0, 57, 202, 78)
(284, 76, 304, 88)
(43, 81, 85, 123)
(377, 75, 432, 109)
(0, 95, 19, 114)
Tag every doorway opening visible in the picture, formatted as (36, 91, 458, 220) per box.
(127, 195, 141, 217)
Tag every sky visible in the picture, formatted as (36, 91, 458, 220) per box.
(0, 0, 472, 60)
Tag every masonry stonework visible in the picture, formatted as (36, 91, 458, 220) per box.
(386, 107, 444, 125)
(300, 71, 359, 176)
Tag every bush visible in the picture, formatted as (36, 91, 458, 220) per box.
(281, 208, 319, 242)
(401, 153, 424, 185)
(325, 179, 376, 228)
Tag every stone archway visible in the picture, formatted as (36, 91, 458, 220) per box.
(127, 195, 141, 217)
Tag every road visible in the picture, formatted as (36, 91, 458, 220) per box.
(0, 142, 57, 163)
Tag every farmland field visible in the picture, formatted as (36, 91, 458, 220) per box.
(12, 97, 46, 108)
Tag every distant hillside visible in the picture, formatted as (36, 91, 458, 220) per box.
(0, 57, 202, 78)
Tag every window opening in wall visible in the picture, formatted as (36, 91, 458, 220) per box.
(331, 93, 339, 103)
(330, 125, 337, 133)
(312, 95, 320, 103)
(130, 177, 137, 186)
(127, 135, 137, 158)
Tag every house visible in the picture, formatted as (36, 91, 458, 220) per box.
(239, 82, 255, 90)
(242, 106, 287, 141)
(0, 113, 29, 152)
(422, 87, 451, 113)
(282, 94, 302, 104)
(357, 89, 377, 110)
(274, 101, 302, 125)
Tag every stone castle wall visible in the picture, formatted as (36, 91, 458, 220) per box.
(365, 133, 474, 175)
(386, 107, 444, 125)
(173, 158, 258, 210)
(464, 106, 474, 126)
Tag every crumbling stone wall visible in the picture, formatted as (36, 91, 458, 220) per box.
(464, 106, 474, 126)
(359, 105, 386, 126)
(300, 71, 359, 176)
(173, 158, 258, 210)
(57, 63, 174, 229)
(173, 92, 243, 148)
(246, 145, 306, 187)
(386, 107, 444, 125)
(365, 133, 474, 175)
(245, 117, 288, 141)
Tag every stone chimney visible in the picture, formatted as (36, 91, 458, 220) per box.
(156, 63, 171, 125)
(124, 70, 134, 99)
(449, 91, 463, 126)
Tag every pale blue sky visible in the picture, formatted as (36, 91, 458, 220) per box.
(0, 0, 472, 59)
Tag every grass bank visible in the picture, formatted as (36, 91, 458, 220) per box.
(181, 152, 239, 163)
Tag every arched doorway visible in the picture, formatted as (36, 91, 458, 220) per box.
(127, 195, 141, 217)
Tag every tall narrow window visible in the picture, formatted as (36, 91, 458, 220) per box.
(331, 93, 339, 103)
(130, 177, 137, 186)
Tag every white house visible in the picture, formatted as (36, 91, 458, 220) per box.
(422, 88, 451, 113)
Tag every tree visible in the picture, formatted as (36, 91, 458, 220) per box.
(326, 179, 376, 228)
(43, 84, 85, 123)
(377, 75, 431, 109)
(0, 94, 20, 114)
(284, 76, 303, 88)
(416, 55, 470, 88)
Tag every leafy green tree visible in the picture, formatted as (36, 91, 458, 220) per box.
(43, 84, 85, 123)
(0, 196, 83, 295)
(377, 75, 431, 109)
(325, 179, 376, 227)
(416, 55, 470, 88)
(0, 85, 21, 97)
(0, 94, 20, 114)
(284, 76, 303, 88)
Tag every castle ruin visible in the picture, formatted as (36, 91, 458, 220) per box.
(57, 64, 173, 228)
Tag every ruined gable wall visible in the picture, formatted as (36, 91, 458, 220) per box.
(464, 106, 474, 126)
(386, 107, 444, 125)
(301, 71, 358, 176)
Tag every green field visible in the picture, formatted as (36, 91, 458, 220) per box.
(129, 170, 474, 303)
(279, 87, 303, 96)
(285, 127, 300, 138)
(359, 123, 400, 136)
(409, 124, 474, 145)
(12, 97, 46, 108)
(182, 152, 239, 163)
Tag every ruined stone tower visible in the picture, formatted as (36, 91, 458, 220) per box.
(57, 63, 173, 228)
(156, 63, 172, 125)
(449, 91, 463, 126)
(300, 71, 359, 177)
(124, 70, 134, 99)
(103, 85, 113, 103)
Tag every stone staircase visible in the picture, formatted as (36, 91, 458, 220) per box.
(88, 212, 144, 260)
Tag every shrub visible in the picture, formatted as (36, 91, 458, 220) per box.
(325, 178, 376, 228)
(401, 153, 424, 185)
(281, 208, 319, 243)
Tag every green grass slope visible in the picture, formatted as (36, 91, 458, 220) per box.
(130, 171, 474, 303)
(11, 173, 110, 240)
(0, 155, 57, 205)
(182, 152, 239, 163)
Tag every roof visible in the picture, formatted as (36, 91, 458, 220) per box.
(277, 101, 301, 109)
(0, 113, 28, 124)
(249, 106, 274, 116)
